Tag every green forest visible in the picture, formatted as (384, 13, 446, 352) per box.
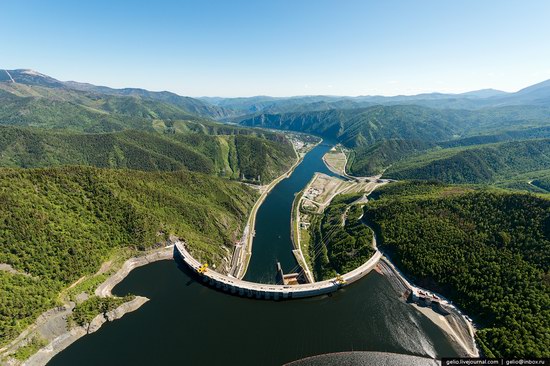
(238, 104, 550, 185)
(383, 139, 550, 184)
(0, 73, 301, 351)
(239, 104, 550, 147)
(0, 125, 296, 182)
(364, 181, 550, 357)
(3, 68, 550, 360)
(69, 295, 135, 327)
(0, 166, 256, 344)
(0, 81, 221, 132)
(347, 139, 434, 176)
(308, 194, 374, 280)
(0, 78, 297, 183)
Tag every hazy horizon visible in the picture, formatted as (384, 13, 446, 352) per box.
(3, 0, 550, 97)
(7, 67, 547, 100)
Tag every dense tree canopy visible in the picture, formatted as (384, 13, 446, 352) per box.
(0, 125, 296, 183)
(365, 182, 550, 358)
(0, 166, 256, 344)
(384, 139, 550, 184)
(309, 194, 374, 280)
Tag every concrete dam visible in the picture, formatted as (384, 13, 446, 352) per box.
(175, 240, 382, 300)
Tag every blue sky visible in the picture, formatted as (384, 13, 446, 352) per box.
(2, 0, 550, 97)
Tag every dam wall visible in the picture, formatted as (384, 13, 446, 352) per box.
(176, 241, 381, 300)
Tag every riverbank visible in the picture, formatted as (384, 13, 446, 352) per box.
(291, 168, 388, 282)
(321, 146, 479, 357)
(289, 189, 315, 283)
(0, 246, 175, 366)
(230, 137, 321, 279)
(378, 256, 479, 357)
(321, 145, 349, 178)
(95, 245, 174, 297)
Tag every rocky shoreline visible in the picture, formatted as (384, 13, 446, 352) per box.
(0, 246, 175, 366)
(95, 245, 175, 297)
(23, 296, 149, 366)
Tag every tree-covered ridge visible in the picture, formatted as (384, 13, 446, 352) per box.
(384, 139, 550, 184)
(239, 104, 550, 146)
(348, 129, 550, 178)
(0, 73, 227, 120)
(238, 104, 550, 183)
(239, 105, 460, 144)
(364, 181, 550, 357)
(0, 166, 256, 343)
(0, 82, 222, 133)
(347, 139, 435, 176)
(439, 126, 550, 149)
(0, 88, 156, 132)
(308, 194, 374, 280)
(0, 126, 213, 173)
(0, 125, 296, 182)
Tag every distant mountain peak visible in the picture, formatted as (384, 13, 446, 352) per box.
(459, 88, 508, 98)
(516, 78, 550, 94)
(1, 69, 65, 87)
(19, 69, 47, 77)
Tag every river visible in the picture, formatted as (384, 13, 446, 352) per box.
(49, 142, 463, 365)
(244, 141, 337, 283)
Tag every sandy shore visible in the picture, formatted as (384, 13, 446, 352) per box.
(1, 246, 175, 366)
(379, 256, 479, 357)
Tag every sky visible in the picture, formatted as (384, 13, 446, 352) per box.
(2, 0, 550, 97)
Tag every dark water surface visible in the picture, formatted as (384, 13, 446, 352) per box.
(244, 141, 336, 283)
(49, 141, 461, 366)
(50, 260, 459, 366)
(287, 351, 440, 366)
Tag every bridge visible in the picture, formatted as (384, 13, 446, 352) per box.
(175, 240, 382, 300)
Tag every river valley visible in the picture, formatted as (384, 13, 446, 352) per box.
(48, 141, 464, 365)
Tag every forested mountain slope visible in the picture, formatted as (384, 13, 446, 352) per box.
(0, 83, 204, 132)
(0, 69, 227, 120)
(383, 139, 550, 184)
(308, 193, 374, 281)
(347, 139, 435, 176)
(347, 127, 550, 177)
(239, 104, 550, 147)
(0, 125, 296, 182)
(239, 105, 460, 144)
(364, 181, 550, 358)
(0, 166, 256, 343)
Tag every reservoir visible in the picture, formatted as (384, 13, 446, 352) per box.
(49, 142, 463, 365)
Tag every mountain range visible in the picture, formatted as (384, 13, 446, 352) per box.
(4, 69, 550, 120)
(1, 68, 550, 360)
(2, 68, 550, 186)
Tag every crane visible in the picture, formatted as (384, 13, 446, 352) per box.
(197, 263, 209, 274)
(335, 274, 346, 285)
